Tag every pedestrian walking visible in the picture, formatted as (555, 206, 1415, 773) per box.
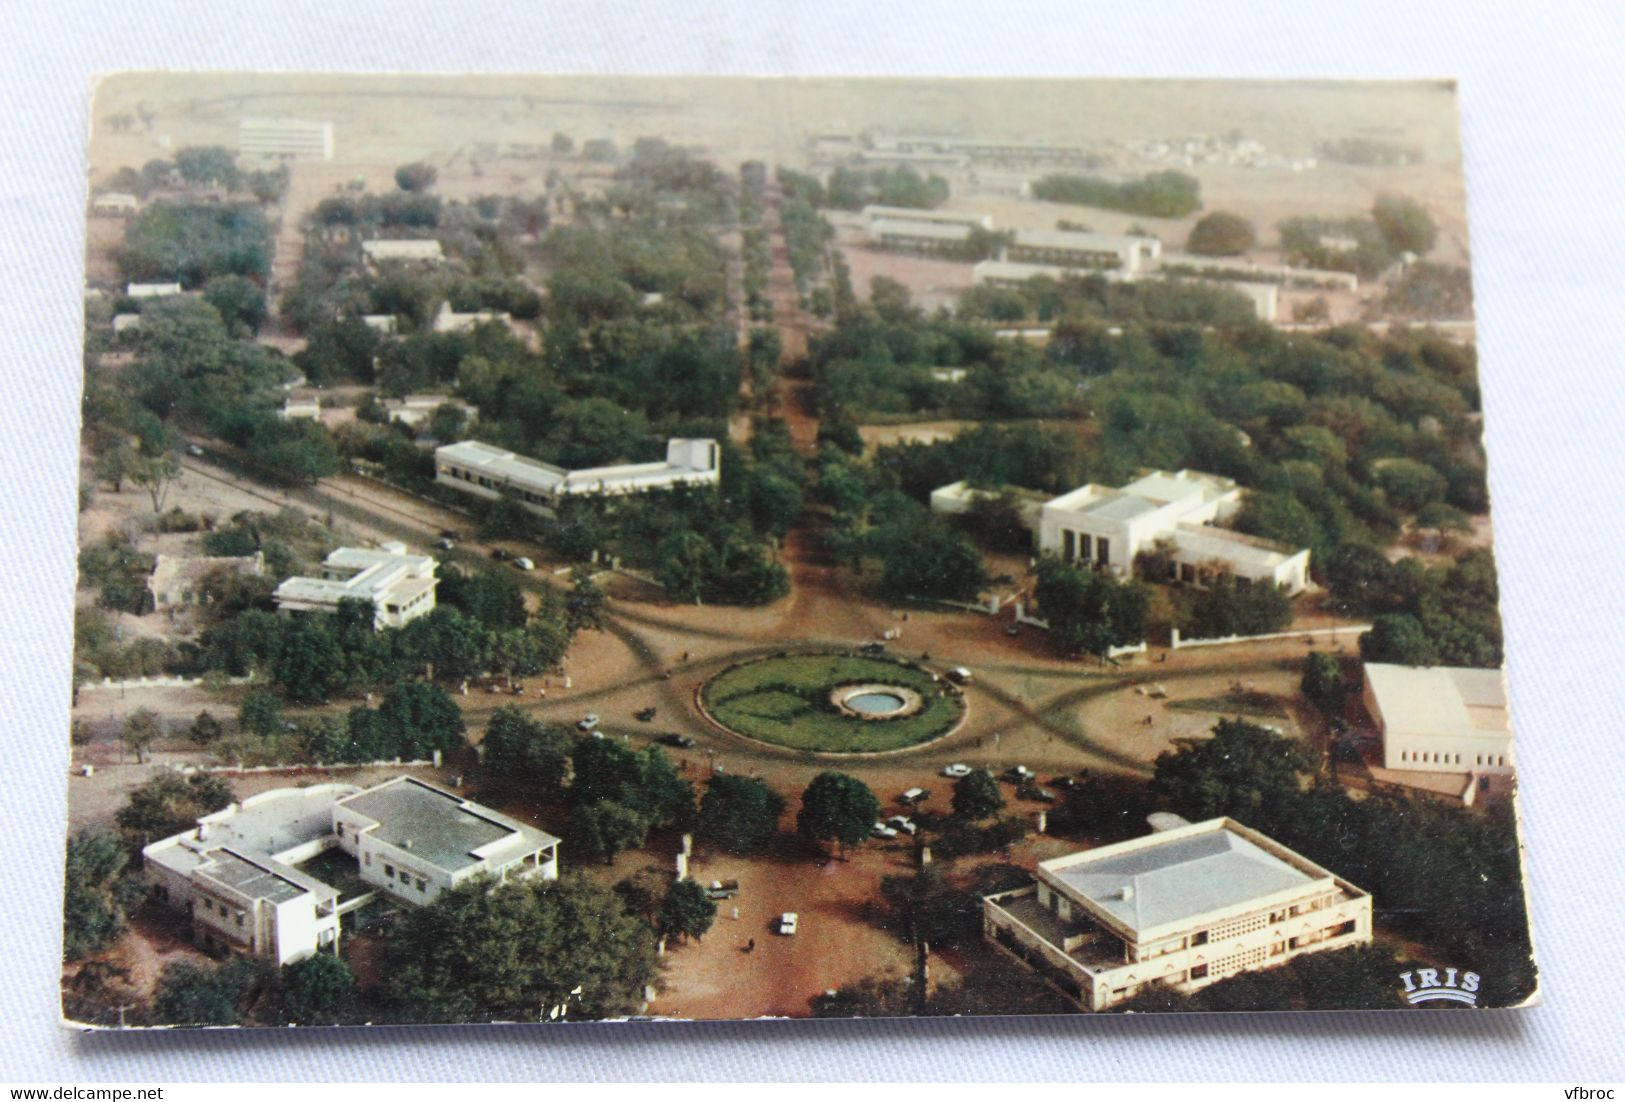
(745, 938, 756, 953)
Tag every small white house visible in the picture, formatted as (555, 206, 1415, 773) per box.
(126, 282, 184, 299)
(92, 192, 140, 216)
(1363, 663, 1513, 778)
(362, 239, 444, 265)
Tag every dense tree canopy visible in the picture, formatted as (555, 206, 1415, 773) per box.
(797, 772, 881, 853)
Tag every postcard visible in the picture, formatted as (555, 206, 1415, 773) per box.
(64, 73, 1534, 1027)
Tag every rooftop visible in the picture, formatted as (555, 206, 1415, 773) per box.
(973, 259, 1132, 284)
(1365, 663, 1510, 739)
(1012, 227, 1153, 254)
(195, 849, 317, 905)
(1040, 819, 1334, 937)
(869, 218, 972, 241)
(337, 777, 558, 873)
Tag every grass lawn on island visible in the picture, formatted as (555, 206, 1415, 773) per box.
(702, 653, 965, 753)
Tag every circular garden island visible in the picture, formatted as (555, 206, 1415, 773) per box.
(701, 652, 966, 754)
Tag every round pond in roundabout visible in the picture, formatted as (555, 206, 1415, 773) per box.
(701, 653, 965, 753)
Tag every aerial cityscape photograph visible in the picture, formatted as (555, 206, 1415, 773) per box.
(62, 72, 1535, 1029)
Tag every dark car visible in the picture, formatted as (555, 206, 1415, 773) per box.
(635, 707, 658, 722)
(656, 733, 697, 749)
(490, 548, 511, 561)
(1048, 775, 1081, 791)
(439, 529, 460, 540)
(858, 641, 887, 656)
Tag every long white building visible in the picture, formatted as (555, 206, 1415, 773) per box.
(1038, 469, 1311, 594)
(239, 118, 334, 160)
(435, 438, 720, 518)
(983, 816, 1372, 1011)
(1363, 663, 1514, 778)
(1006, 228, 1162, 274)
(272, 543, 438, 629)
(143, 778, 559, 965)
(861, 205, 995, 231)
(362, 239, 445, 265)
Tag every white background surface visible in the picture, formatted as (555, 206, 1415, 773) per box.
(3, 0, 1623, 1082)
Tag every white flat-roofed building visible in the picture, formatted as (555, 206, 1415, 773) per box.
(972, 259, 1135, 289)
(92, 192, 140, 216)
(279, 396, 321, 420)
(112, 313, 142, 336)
(433, 301, 510, 333)
(928, 367, 968, 384)
(1363, 663, 1513, 777)
(126, 282, 184, 299)
(381, 394, 475, 429)
(1221, 280, 1279, 322)
(867, 218, 973, 256)
(362, 238, 444, 265)
(144, 778, 558, 965)
(1161, 255, 1360, 292)
(929, 480, 1045, 529)
(862, 205, 995, 232)
(1039, 469, 1310, 593)
(983, 817, 1372, 1011)
(239, 118, 334, 160)
(361, 313, 399, 335)
(1007, 229, 1162, 274)
(435, 437, 721, 518)
(332, 776, 560, 906)
(273, 543, 438, 629)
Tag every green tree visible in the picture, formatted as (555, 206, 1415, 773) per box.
(237, 690, 284, 738)
(551, 132, 574, 154)
(187, 710, 225, 745)
(1033, 559, 1150, 657)
(173, 146, 238, 187)
(696, 774, 786, 855)
(63, 828, 130, 960)
(278, 953, 356, 1025)
(1372, 194, 1437, 256)
(655, 530, 718, 605)
(202, 274, 268, 335)
(115, 772, 235, 853)
(951, 770, 1005, 821)
(119, 707, 163, 763)
(128, 451, 182, 515)
(151, 960, 263, 1027)
(1301, 652, 1346, 715)
(380, 874, 657, 1022)
(658, 878, 717, 943)
(565, 800, 650, 865)
(1359, 613, 1438, 666)
(373, 680, 466, 759)
(1151, 719, 1309, 826)
(394, 162, 438, 192)
(481, 707, 572, 796)
(797, 772, 881, 855)
(273, 614, 347, 704)
(1186, 211, 1256, 256)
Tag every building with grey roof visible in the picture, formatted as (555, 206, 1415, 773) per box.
(148, 551, 264, 609)
(272, 542, 438, 629)
(983, 817, 1371, 1011)
(1037, 469, 1311, 594)
(143, 778, 559, 965)
(435, 437, 720, 519)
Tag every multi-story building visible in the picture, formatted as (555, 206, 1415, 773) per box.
(143, 778, 560, 965)
(238, 118, 335, 160)
(272, 543, 438, 629)
(983, 816, 1372, 1011)
(867, 218, 973, 256)
(434, 438, 721, 519)
(1363, 662, 1514, 779)
(1038, 469, 1311, 594)
(861, 205, 995, 232)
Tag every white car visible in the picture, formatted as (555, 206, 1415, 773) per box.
(871, 821, 898, 839)
(577, 713, 601, 731)
(512, 556, 535, 571)
(941, 763, 972, 778)
(887, 816, 918, 836)
(777, 912, 798, 936)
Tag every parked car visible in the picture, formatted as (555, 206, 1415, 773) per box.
(512, 556, 535, 571)
(871, 821, 899, 840)
(900, 786, 929, 805)
(858, 641, 887, 656)
(777, 912, 798, 936)
(703, 879, 740, 900)
(635, 707, 658, 722)
(656, 733, 697, 749)
(439, 529, 460, 540)
(946, 666, 973, 685)
(185, 443, 205, 458)
(1021, 784, 1058, 804)
(1002, 765, 1035, 783)
(887, 815, 918, 836)
(577, 713, 601, 731)
(941, 763, 973, 778)
(1048, 775, 1081, 791)
(490, 548, 511, 562)
(434, 538, 456, 551)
